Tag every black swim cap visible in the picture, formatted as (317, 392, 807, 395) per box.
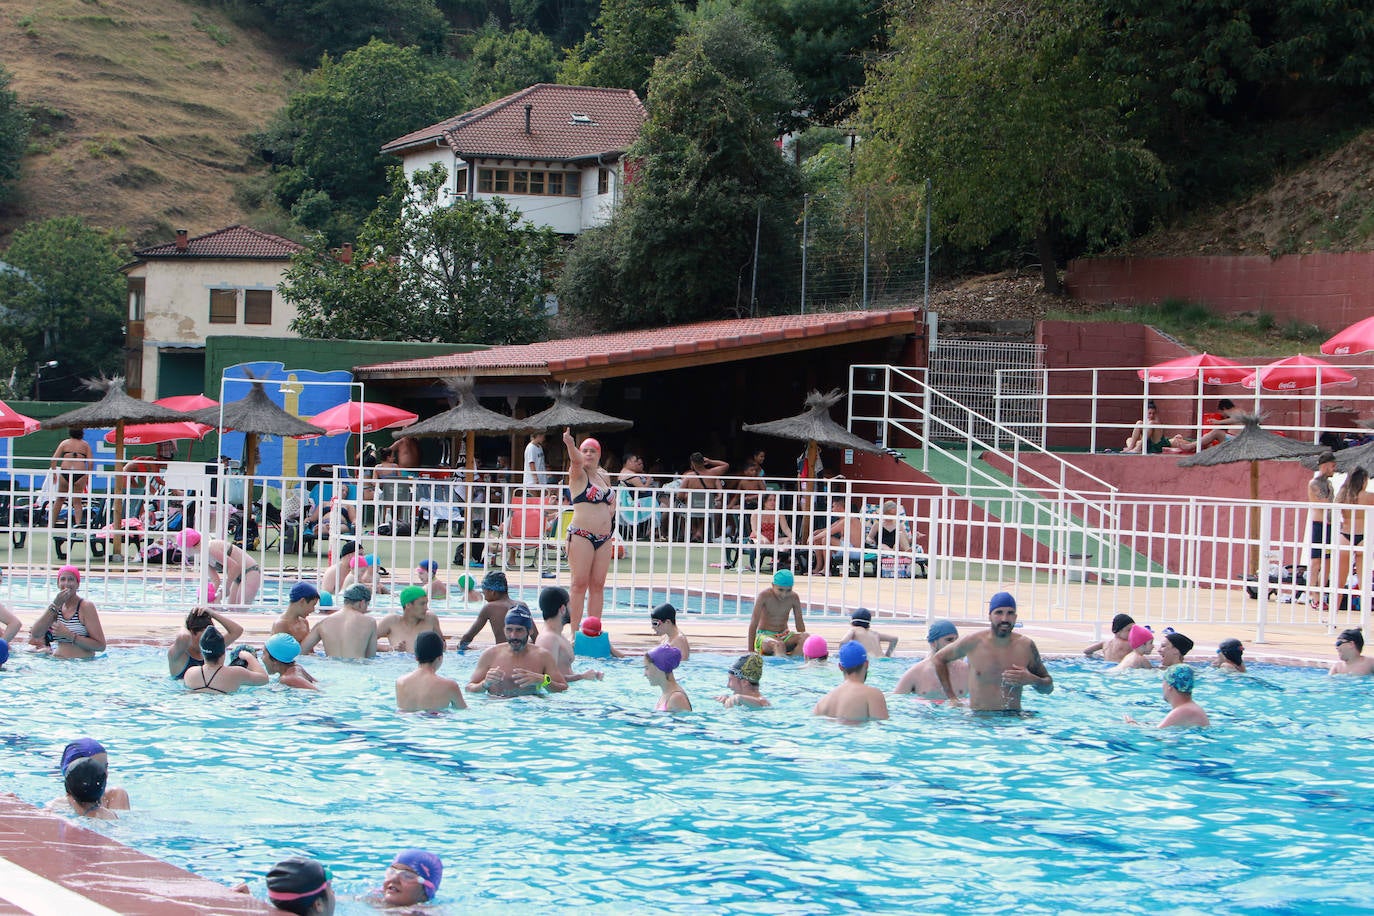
(1163, 632, 1195, 657)
(199, 626, 226, 660)
(538, 586, 570, 621)
(1111, 614, 1134, 634)
(1218, 638, 1244, 664)
(651, 603, 677, 624)
(415, 631, 444, 664)
(266, 858, 330, 914)
(64, 756, 107, 805)
(1338, 628, 1364, 652)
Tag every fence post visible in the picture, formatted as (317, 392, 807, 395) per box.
(1255, 505, 1271, 643)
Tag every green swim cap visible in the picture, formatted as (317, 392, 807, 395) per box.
(399, 585, 427, 607)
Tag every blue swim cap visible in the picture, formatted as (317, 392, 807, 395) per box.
(0, 637, 8, 666)
(318, 591, 334, 608)
(989, 591, 1016, 612)
(1164, 664, 1195, 693)
(418, 559, 439, 572)
(926, 619, 957, 643)
(289, 581, 319, 603)
(392, 849, 442, 900)
(505, 604, 534, 630)
(851, 607, 872, 627)
(264, 633, 301, 664)
(838, 640, 868, 670)
(773, 569, 794, 588)
(60, 738, 106, 774)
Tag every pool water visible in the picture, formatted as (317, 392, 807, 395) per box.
(2, 650, 1372, 913)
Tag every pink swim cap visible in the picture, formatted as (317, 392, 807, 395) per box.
(207, 582, 217, 604)
(57, 564, 80, 584)
(582, 437, 601, 452)
(581, 616, 602, 637)
(1129, 625, 1153, 650)
(802, 635, 828, 659)
(350, 555, 370, 568)
(177, 528, 202, 549)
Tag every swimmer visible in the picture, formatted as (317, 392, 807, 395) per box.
(1128, 664, 1210, 728)
(1110, 625, 1155, 672)
(1215, 638, 1247, 673)
(467, 605, 566, 698)
(801, 634, 829, 665)
(812, 641, 889, 722)
(573, 615, 626, 659)
(644, 644, 691, 712)
(29, 564, 106, 659)
(168, 606, 245, 678)
(319, 540, 360, 595)
(177, 529, 262, 608)
(1084, 613, 1135, 662)
(273, 582, 322, 643)
(375, 849, 442, 908)
(746, 569, 809, 656)
(0, 638, 8, 671)
(716, 653, 769, 708)
(265, 857, 335, 914)
(415, 559, 448, 600)
(340, 553, 386, 595)
(300, 584, 378, 659)
(184, 627, 268, 693)
(456, 571, 537, 651)
(932, 592, 1053, 712)
(263, 633, 319, 690)
(376, 586, 445, 654)
(1330, 628, 1374, 676)
(396, 631, 467, 711)
(893, 619, 968, 700)
(841, 607, 898, 658)
(535, 586, 604, 682)
(48, 738, 130, 819)
(651, 603, 691, 660)
(1158, 630, 1195, 668)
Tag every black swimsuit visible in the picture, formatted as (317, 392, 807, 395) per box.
(191, 665, 229, 693)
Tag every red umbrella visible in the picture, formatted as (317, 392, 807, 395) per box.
(1138, 353, 1251, 385)
(154, 394, 218, 412)
(306, 401, 418, 437)
(102, 420, 211, 446)
(1241, 354, 1356, 391)
(1321, 316, 1374, 356)
(0, 398, 40, 437)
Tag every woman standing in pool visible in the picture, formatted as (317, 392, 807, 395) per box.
(28, 565, 105, 659)
(562, 427, 615, 631)
(178, 529, 262, 608)
(644, 645, 691, 712)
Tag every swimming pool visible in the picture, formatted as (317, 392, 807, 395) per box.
(3, 650, 1371, 913)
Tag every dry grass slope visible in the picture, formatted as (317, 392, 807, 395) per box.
(0, 0, 298, 246)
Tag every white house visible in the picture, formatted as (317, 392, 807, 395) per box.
(121, 226, 304, 399)
(381, 84, 647, 236)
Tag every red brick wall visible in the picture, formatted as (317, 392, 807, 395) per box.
(1064, 253, 1374, 333)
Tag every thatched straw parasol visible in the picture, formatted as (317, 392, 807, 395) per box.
(1179, 414, 1327, 570)
(192, 374, 325, 477)
(523, 382, 633, 433)
(399, 376, 534, 471)
(43, 376, 199, 556)
(742, 389, 883, 481)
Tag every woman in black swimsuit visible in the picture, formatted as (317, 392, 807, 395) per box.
(563, 427, 616, 631)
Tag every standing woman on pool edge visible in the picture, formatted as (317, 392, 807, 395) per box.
(562, 427, 615, 630)
(28, 565, 105, 659)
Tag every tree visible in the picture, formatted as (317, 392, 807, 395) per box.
(0, 217, 125, 397)
(285, 165, 559, 344)
(464, 26, 559, 104)
(558, 0, 682, 97)
(558, 10, 802, 327)
(857, 0, 1166, 294)
(0, 65, 30, 202)
(257, 40, 469, 244)
(248, 0, 449, 62)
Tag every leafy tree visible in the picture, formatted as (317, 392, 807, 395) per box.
(257, 40, 469, 244)
(857, 0, 1166, 294)
(558, 10, 802, 327)
(464, 26, 559, 104)
(285, 165, 558, 344)
(506, 0, 596, 48)
(248, 0, 449, 61)
(558, 0, 682, 97)
(739, 0, 881, 122)
(0, 66, 29, 202)
(0, 217, 125, 397)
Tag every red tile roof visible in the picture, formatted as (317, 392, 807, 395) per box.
(382, 84, 646, 162)
(357, 309, 919, 379)
(134, 225, 304, 260)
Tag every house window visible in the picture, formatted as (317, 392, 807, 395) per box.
(209, 289, 237, 323)
(244, 289, 272, 325)
(547, 172, 563, 195)
(566, 172, 580, 196)
(454, 167, 468, 198)
(127, 278, 145, 321)
(598, 168, 609, 195)
(512, 170, 529, 194)
(480, 167, 580, 197)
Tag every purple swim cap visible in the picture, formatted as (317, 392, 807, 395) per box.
(646, 644, 682, 673)
(61, 738, 106, 774)
(391, 849, 442, 900)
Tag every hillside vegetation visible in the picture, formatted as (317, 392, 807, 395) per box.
(0, 0, 297, 245)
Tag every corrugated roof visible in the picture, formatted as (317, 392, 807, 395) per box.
(356, 310, 919, 379)
(134, 225, 305, 260)
(382, 84, 646, 161)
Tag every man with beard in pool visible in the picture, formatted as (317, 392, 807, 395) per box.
(932, 591, 1053, 712)
(467, 604, 567, 697)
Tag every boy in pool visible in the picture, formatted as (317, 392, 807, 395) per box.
(813, 642, 889, 722)
(456, 571, 537, 651)
(841, 607, 898, 658)
(48, 738, 130, 819)
(300, 585, 378, 659)
(376, 586, 445, 654)
(1330, 628, 1374, 676)
(893, 619, 968, 700)
(467, 605, 566, 697)
(747, 569, 809, 656)
(1110, 625, 1155, 672)
(1129, 664, 1210, 728)
(415, 559, 448, 599)
(716, 653, 769, 708)
(1084, 613, 1135, 662)
(651, 603, 692, 660)
(535, 586, 604, 682)
(263, 633, 319, 691)
(1215, 638, 1247, 673)
(273, 582, 322, 643)
(396, 631, 467, 711)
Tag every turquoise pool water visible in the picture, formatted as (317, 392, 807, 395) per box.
(3, 650, 1372, 913)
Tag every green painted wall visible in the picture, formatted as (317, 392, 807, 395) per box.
(203, 336, 480, 395)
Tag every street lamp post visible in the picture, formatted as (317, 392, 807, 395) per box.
(34, 360, 58, 401)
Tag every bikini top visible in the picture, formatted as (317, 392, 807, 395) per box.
(572, 478, 614, 506)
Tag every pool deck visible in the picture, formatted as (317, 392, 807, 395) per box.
(5, 573, 1349, 913)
